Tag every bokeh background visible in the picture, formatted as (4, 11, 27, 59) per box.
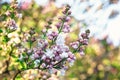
(0, 0, 120, 80)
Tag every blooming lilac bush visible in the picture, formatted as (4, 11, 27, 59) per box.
(0, 1, 90, 79)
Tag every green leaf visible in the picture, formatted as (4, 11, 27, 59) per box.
(2, 35, 10, 43)
(0, 29, 3, 33)
(28, 61, 34, 68)
(0, 47, 2, 50)
(3, 77, 7, 80)
(22, 52, 27, 57)
(11, 54, 17, 58)
(69, 72, 76, 78)
(2, 4, 8, 10)
(16, 59, 20, 62)
(19, 60, 26, 69)
(11, 12, 15, 19)
(15, 75, 22, 80)
(17, 55, 27, 69)
(111, 62, 120, 71)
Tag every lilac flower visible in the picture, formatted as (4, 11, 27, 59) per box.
(68, 52, 75, 59)
(65, 16, 71, 22)
(79, 47, 85, 56)
(38, 39, 48, 49)
(60, 69, 66, 76)
(60, 52, 68, 58)
(41, 29, 47, 33)
(70, 41, 79, 49)
(41, 55, 46, 60)
(30, 54, 35, 60)
(11, 4, 90, 77)
(34, 60, 40, 67)
(62, 23, 70, 33)
(34, 48, 44, 56)
(81, 33, 89, 39)
(79, 51, 85, 56)
(44, 57, 51, 64)
(27, 49, 32, 55)
(5, 19, 18, 31)
(67, 52, 76, 66)
(55, 22, 62, 29)
(41, 63, 46, 68)
(55, 56, 61, 61)
(56, 33, 66, 45)
(47, 30, 58, 40)
(68, 59, 75, 66)
(45, 49, 54, 58)
(34, 53, 40, 59)
(82, 39, 88, 45)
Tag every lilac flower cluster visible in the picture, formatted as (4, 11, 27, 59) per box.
(2, 3, 22, 33)
(18, 5, 90, 75)
(3, 19, 18, 31)
(70, 29, 90, 56)
(0, 1, 91, 79)
(0, 2, 90, 79)
(47, 31, 58, 40)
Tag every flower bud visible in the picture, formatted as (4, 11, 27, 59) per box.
(70, 41, 79, 49)
(42, 29, 47, 33)
(81, 33, 88, 39)
(65, 16, 71, 22)
(86, 29, 90, 34)
(79, 51, 85, 56)
(55, 23, 61, 29)
(34, 53, 39, 59)
(67, 11, 71, 15)
(41, 63, 46, 68)
(62, 24, 70, 33)
(45, 57, 51, 63)
(82, 39, 88, 45)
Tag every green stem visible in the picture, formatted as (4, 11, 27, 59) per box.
(72, 44, 82, 53)
(58, 20, 64, 33)
(50, 20, 65, 45)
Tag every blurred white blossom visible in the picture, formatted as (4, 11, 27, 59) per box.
(55, 0, 120, 46)
(34, 0, 49, 6)
(45, 49, 54, 58)
(56, 33, 66, 45)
